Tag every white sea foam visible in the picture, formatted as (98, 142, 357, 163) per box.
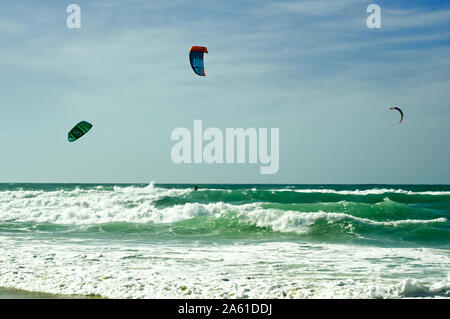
(241, 209, 447, 234)
(0, 185, 446, 231)
(0, 238, 448, 299)
(400, 276, 450, 297)
(1, 184, 448, 299)
(0, 184, 204, 225)
(270, 188, 450, 196)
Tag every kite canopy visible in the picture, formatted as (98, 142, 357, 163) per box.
(189, 46, 208, 76)
(388, 107, 404, 124)
(68, 121, 93, 142)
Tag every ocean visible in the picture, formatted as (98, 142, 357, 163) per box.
(0, 183, 449, 298)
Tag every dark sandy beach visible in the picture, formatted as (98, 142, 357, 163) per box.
(0, 287, 98, 299)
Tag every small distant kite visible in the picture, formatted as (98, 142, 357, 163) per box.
(387, 107, 404, 124)
(189, 46, 208, 76)
(68, 121, 93, 142)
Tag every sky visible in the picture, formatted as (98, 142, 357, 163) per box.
(0, 0, 449, 184)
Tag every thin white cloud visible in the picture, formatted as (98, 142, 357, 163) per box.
(260, 0, 363, 16)
(383, 8, 450, 28)
(0, 18, 25, 34)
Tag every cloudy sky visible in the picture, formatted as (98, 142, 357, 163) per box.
(0, 0, 449, 184)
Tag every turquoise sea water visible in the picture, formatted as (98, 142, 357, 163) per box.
(0, 183, 449, 298)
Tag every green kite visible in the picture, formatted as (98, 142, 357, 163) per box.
(68, 121, 93, 142)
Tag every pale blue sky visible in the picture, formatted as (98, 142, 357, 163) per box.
(0, 0, 449, 183)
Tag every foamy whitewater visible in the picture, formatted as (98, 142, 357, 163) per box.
(0, 183, 449, 298)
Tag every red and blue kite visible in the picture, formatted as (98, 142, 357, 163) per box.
(189, 46, 208, 76)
